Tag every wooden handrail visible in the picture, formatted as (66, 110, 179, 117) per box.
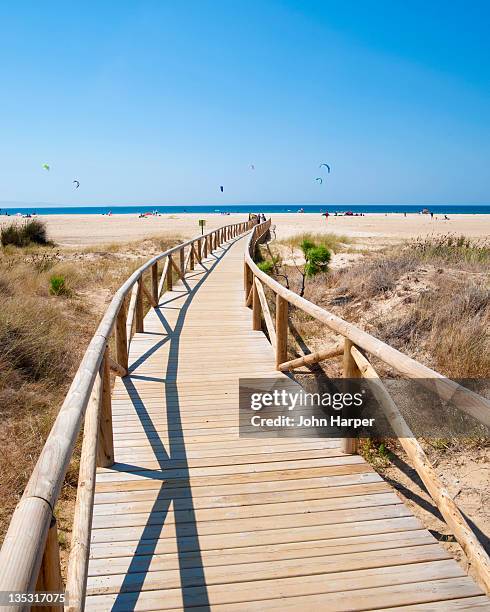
(245, 220, 490, 428)
(0, 218, 254, 609)
(350, 345, 490, 593)
(244, 218, 490, 593)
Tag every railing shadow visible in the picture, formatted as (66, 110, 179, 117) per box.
(110, 237, 239, 610)
(386, 450, 490, 553)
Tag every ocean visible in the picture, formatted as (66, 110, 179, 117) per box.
(0, 204, 489, 216)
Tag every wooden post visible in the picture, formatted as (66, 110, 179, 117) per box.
(275, 295, 288, 368)
(255, 277, 276, 347)
(190, 243, 195, 270)
(34, 517, 63, 612)
(166, 255, 173, 291)
(126, 282, 139, 349)
(203, 236, 208, 258)
(135, 278, 144, 333)
(97, 348, 114, 467)
(196, 239, 202, 263)
(179, 247, 185, 277)
(65, 351, 102, 612)
(342, 338, 360, 454)
(252, 276, 261, 331)
(151, 262, 159, 304)
(244, 262, 252, 305)
(115, 299, 128, 372)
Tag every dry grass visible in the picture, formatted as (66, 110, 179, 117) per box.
(406, 234, 490, 267)
(372, 277, 489, 378)
(332, 255, 417, 299)
(0, 233, 179, 554)
(276, 234, 490, 379)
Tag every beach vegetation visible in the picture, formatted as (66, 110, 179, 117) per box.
(0, 234, 179, 562)
(280, 231, 352, 253)
(1, 219, 52, 247)
(49, 274, 70, 296)
(257, 260, 275, 274)
(285, 235, 489, 379)
(258, 235, 332, 297)
(289, 237, 331, 297)
(406, 234, 490, 266)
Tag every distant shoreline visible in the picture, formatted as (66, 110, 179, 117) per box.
(1, 204, 489, 216)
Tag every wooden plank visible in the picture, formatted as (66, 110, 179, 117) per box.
(87, 530, 433, 577)
(92, 482, 390, 513)
(91, 492, 401, 529)
(90, 505, 412, 544)
(205, 578, 483, 611)
(85, 570, 480, 611)
(88, 516, 423, 560)
(86, 547, 454, 596)
(93, 472, 384, 504)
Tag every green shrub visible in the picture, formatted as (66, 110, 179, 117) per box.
(300, 238, 316, 253)
(49, 275, 69, 296)
(303, 245, 331, 277)
(1, 219, 51, 247)
(257, 260, 275, 275)
(22, 219, 49, 245)
(282, 232, 352, 252)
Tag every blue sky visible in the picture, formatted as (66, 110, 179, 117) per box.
(1, 0, 489, 206)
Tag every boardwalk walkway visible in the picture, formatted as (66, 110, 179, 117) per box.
(85, 232, 486, 610)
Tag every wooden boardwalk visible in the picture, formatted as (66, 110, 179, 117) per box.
(85, 232, 487, 610)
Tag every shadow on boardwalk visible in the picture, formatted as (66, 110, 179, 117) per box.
(110, 238, 240, 611)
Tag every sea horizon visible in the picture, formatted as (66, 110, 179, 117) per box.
(1, 203, 489, 215)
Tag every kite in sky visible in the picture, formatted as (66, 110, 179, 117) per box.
(220, 185, 224, 193)
(42, 163, 50, 171)
(250, 164, 255, 170)
(73, 180, 80, 189)
(315, 177, 323, 185)
(319, 163, 331, 173)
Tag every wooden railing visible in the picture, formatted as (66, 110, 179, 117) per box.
(0, 219, 254, 611)
(245, 219, 490, 593)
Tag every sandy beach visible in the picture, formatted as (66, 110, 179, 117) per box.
(1, 212, 488, 247)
